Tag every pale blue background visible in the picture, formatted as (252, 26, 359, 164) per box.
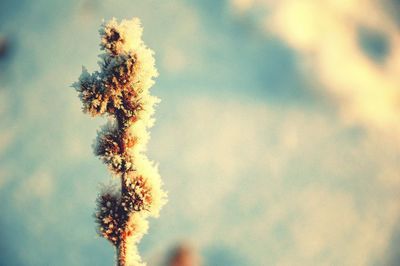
(0, 0, 399, 265)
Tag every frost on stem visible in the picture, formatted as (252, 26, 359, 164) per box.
(94, 122, 136, 174)
(73, 18, 167, 266)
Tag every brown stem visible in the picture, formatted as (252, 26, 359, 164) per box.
(117, 239, 127, 266)
(121, 172, 128, 195)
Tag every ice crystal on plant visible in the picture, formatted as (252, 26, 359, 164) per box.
(73, 17, 167, 266)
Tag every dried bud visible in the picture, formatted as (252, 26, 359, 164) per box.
(94, 123, 136, 174)
(101, 28, 125, 55)
(121, 175, 152, 213)
(73, 68, 108, 116)
(95, 190, 121, 245)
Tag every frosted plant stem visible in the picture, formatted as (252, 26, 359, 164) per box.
(117, 239, 127, 266)
(73, 18, 167, 265)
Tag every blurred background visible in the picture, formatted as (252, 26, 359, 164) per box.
(1, 0, 400, 265)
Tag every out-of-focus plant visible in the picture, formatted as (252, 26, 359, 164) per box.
(167, 243, 200, 266)
(73, 18, 167, 266)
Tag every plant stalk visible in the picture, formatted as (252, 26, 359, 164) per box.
(117, 239, 127, 266)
